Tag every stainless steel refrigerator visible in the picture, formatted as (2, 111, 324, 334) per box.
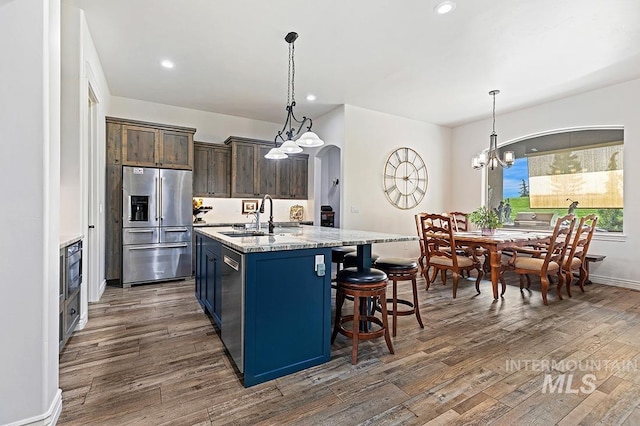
(122, 166, 192, 285)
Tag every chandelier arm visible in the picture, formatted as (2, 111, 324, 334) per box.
(269, 32, 323, 157)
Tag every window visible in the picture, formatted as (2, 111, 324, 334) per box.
(487, 128, 623, 232)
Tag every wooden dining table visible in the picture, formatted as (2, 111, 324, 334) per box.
(452, 229, 552, 299)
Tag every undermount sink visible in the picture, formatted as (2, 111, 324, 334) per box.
(219, 227, 303, 238)
(219, 230, 270, 238)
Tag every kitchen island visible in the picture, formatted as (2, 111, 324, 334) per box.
(194, 225, 417, 386)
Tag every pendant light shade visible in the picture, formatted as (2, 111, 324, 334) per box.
(265, 148, 288, 160)
(296, 131, 324, 148)
(279, 139, 303, 153)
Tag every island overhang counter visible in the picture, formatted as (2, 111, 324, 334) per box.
(194, 225, 417, 386)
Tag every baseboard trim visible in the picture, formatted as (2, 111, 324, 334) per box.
(590, 274, 640, 291)
(6, 388, 62, 426)
(98, 279, 106, 300)
(77, 313, 88, 330)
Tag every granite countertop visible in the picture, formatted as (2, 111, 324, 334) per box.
(195, 225, 417, 254)
(60, 234, 83, 249)
(193, 221, 313, 227)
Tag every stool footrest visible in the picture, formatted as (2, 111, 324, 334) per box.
(336, 315, 387, 340)
(377, 298, 416, 316)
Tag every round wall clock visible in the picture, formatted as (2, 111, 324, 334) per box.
(383, 147, 428, 209)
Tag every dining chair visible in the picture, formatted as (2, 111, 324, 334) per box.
(447, 211, 490, 275)
(499, 214, 576, 305)
(448, 211, 469, 232)
(563, 214, 598, 296)
(419, 213, 484, 298)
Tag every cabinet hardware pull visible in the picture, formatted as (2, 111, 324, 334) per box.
(159, 176, 164, 220)
(223, 255, 239, 271)
(155, 177, 159, 220)
(129, 243, 188, 250)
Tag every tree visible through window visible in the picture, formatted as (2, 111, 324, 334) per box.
(487, 129, 623, 232)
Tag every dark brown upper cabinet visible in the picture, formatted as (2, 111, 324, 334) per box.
(225, 136, 308, 199)
(116, 118, 195, 170)
(275, 155, 308, 199)
(193, 142, 231, 198)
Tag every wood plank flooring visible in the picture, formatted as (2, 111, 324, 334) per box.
(58, 274, 640, 425)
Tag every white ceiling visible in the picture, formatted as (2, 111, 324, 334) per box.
(74, 0, 640, 127)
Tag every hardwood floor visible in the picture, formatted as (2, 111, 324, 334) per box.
(58, 274, 640, 425)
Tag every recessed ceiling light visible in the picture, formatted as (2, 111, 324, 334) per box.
(434, 1, 456, 15)
(161, 60, 175, 69)
(306, 94, 317, 101)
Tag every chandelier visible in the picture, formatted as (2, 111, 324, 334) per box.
(472, 90, 514, 170)
(265, 32, 324, 160)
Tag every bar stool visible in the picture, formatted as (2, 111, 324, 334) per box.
(374, 257, 424, 337)
(331, 267, 394, 364)
(343, 252, 380, 269)
(331, 246, 356, 285)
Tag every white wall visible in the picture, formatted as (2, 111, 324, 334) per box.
(451, 79, 640, 288)
(195, 198, 310, 225)
(318, 146, 341, 226)
(80, 7, 111, 303)
(60, 1, 81, 234)
(313, 105, 345, 227)
(61, 1, 111, 314)
(343, 105, 451, 258)
(110, 96, 281, 143)
(0, 0, 62, 424)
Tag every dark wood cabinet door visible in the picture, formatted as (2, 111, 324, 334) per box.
(105, 121, 123, 282)
(160, 130, 192, 169)
(276, 154, 308, 199)
(257, 145, 277, 196)
(231, 142, 258, 197)
(193, 143, 210, 196)
(210, 146, 231, 197)
(121, 125, 158, 167)
(225, 136, 308, 200)
(275, 157, 292, 199)
(290, 155, 308, 199)
(193, 143, 231, 197)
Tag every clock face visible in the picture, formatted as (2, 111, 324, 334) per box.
(383, 147, 428, 209)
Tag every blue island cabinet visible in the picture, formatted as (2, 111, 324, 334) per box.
(194, 234, 222, 327)
(244, 247, 332, 386)
(196, 233, 332, 387)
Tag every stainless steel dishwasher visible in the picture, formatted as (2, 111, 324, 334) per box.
(221, 246, 245, 372)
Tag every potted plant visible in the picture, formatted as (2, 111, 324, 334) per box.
(469, 206, 502, 236)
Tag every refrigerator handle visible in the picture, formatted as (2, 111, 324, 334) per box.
(160, 176, 164, 221)
(155, 177, 159, 221)
(127, 196, 132, 221)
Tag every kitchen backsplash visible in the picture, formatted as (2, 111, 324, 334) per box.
(194, 198, 312, 224)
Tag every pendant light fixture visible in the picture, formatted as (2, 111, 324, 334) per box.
(472, 90, 514, 170)
(265, 32, 324, 160)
